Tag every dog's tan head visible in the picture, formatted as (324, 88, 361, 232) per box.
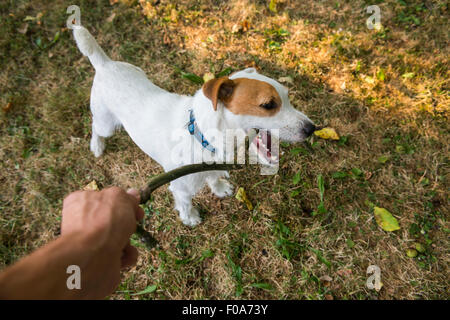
(203, 77, 282, 117)
(201, 68, 315, 142)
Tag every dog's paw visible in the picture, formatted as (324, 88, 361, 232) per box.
(211, 178, 234, 198)
(181, 208, 202, 227)
(90, 137, 105, 158)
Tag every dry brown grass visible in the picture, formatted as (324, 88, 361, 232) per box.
(0, 0, 448, 299)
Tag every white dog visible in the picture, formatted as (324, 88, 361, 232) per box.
(72, 25, 315, 226)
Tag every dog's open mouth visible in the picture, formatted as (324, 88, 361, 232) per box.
(249, 129, 279, 166)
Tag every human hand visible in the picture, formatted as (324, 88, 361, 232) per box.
(61, 187, 144, 297)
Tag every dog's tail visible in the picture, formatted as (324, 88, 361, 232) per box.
(72, 25, 110, 69)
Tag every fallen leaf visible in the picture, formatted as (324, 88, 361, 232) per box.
(203, 72, 215, 83)
(415, 243, 426, 253)
(242, 20, 250, 32)
(378, 155, 390, 164)
(364, 76, 375, 84)
(373, 206, 400, 231)
(17, 23, 29, 34)
(402, 72, 415, 79)
(269, 0, 277, 13)
(83, 180, 99, 191)
(2, 102, 12, 113)
(325, 294, 334, 300)
(406, 248, 418, 258)
(106, 12, 116, 23)
(235, 187, 253, 210)
(131, 285, 157, 296)
(314, 127, 340, 140)
(278, 76, 293, 84)
(336, 269, 352, 277)
(231, 23, 241, 33)
(319, 275, 333, 282)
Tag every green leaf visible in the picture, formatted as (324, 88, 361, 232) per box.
(317, 174, 325, 199)
(181, 72, 204, 85)
(347, 238, 355, 248)
(309, 247, 331, 268)
(406, 248, 418, 258)
(216, 67, 232, 78)
(290, 190, 301, 197)
(351, 168, 363, 177)
(373, 207, 400, 231)
(292, 172, 301, 185)
(251, 283, 273, 290)
(290, 147, 308, 155)
(332, 171, 348, 179)
(132, 285, 157, 296)
(376, 68, 385, 81)
(378, 155, 390, 164)
(415, 243, 426, 253)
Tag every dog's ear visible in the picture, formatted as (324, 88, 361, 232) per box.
(202, 77, 235, 111)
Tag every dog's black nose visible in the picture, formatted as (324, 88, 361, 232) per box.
(302, 122, 316, 137)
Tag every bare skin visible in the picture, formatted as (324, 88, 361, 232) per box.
(0, 187, 144, 300)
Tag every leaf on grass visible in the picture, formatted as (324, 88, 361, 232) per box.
(402, 72, 415, 79)
(251, 283, 272, 290)
(314, 127, 339, 140)
(203, 72, 215, 83)
(181, 72, 204, 85)
(278, 76, 293, 84)
(290, 147, 308, 155)
(83, 180, 99, 191)
(364, 76, 375, 84)
(373, 206, 400, 231)
(406, 248, 417, 258)
(309, 247, 331, 268)
(131, 285, 157, 296)
(269, 0, 277, 13)
(235, 187, 253, 210)
(17, 23, 29, 34)
(292, 172, 301, 185)
(216, 67, 232, 78)
(415, 243, 425, 253)
(377, 68, 385, 82)
(2, 102, 13, 113)
(378, 155, 390, 164)
(332, 171, 348, 179)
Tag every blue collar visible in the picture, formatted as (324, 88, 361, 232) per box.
(187, 109, 216, 153)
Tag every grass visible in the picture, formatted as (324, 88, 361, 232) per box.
(0, 0, 448, 299)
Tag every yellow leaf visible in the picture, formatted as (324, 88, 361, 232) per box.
(235, 187, 253, 210)
(314, 127, 340, 140)
(269, 0, 277, 13)
(373, 207, 400, 232)
(364, 76, 375, 84)
(83, 180, 99, 191)
(203, 72, 215, 83)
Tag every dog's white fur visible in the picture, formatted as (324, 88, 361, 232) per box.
(73, 26, 314, 226)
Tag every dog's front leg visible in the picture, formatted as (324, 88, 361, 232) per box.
(168, 177, 202, 227)
(206, 171, 234, 198)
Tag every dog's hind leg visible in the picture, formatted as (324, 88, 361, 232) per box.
(89, 94, 121, 157)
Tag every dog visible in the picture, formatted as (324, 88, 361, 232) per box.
(72, 25, 315, 226)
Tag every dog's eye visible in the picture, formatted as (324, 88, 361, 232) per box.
(260, 99, 277, 110)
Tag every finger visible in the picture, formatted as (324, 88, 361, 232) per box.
(121, 242, 138, 269)
(126, 188, 145, 221)
(126, 188, 140, 202)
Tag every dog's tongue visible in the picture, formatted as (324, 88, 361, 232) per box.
(251, 130, 278, 165)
